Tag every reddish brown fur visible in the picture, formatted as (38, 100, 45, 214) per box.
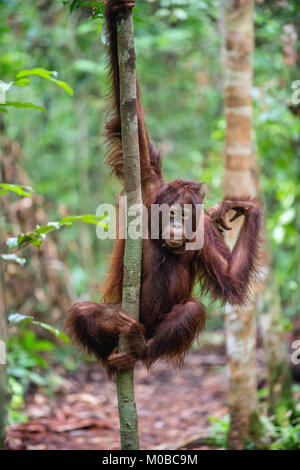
(65, 0, 263, 377)
(104, 0, 162, 197)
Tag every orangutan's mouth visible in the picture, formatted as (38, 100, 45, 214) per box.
(165, 239, 184, 248)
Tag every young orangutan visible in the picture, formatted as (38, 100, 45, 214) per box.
(65, 0, 263, 376)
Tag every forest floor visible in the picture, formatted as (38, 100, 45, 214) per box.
(6, 344, 231, 450)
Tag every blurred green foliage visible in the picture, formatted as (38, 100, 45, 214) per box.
(208, 411, 300, 450)
(7, 329, 64, 424)
(0, 0, 299, 435)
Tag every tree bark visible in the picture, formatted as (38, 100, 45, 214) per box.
(221, 0, 263, 449)
(116, 10, 141, 450)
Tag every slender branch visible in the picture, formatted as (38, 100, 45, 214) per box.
(116, 8, 141, 451)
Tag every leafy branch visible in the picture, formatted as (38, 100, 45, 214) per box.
(5, 215, 107, 251)
(0, 67, 73, 113)
(8, 314, 69, 343)
(0, 183, 34, 198)
(15, 68, 73, 96)
(62, 0, 105, 18)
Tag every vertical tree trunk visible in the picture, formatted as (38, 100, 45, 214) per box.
(116, 10, 141, 450)
(221, 0, 262, 449)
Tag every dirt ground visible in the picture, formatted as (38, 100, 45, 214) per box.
(6, 349, 229, 450)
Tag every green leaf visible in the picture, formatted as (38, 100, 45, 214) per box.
(0, 183, 33, 197)
(16, 68, 53, 79)
(8, 313, 69, 343)
(17, 232, 45, 249)
(3, 101, 45, 112)
(14, 78, 31, 87)
(60, 214, 105, 225)
(16, 68, 73, 96)
(32, 321, 69, 343)
(1, 254, 26, 266)
(52, 79, 73, 95)
(133, 16, 145, 23)
(31, 340, 54, 352)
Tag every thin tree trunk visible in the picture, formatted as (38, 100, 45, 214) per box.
(116, 10, 141, 450)
(221, 0, 294, 428)
(0, 150, 7, 448)
(221, 0, 263, 449)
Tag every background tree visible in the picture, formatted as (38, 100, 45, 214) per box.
(221, 0, 262, 449)
(221, 0, 297, 448)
